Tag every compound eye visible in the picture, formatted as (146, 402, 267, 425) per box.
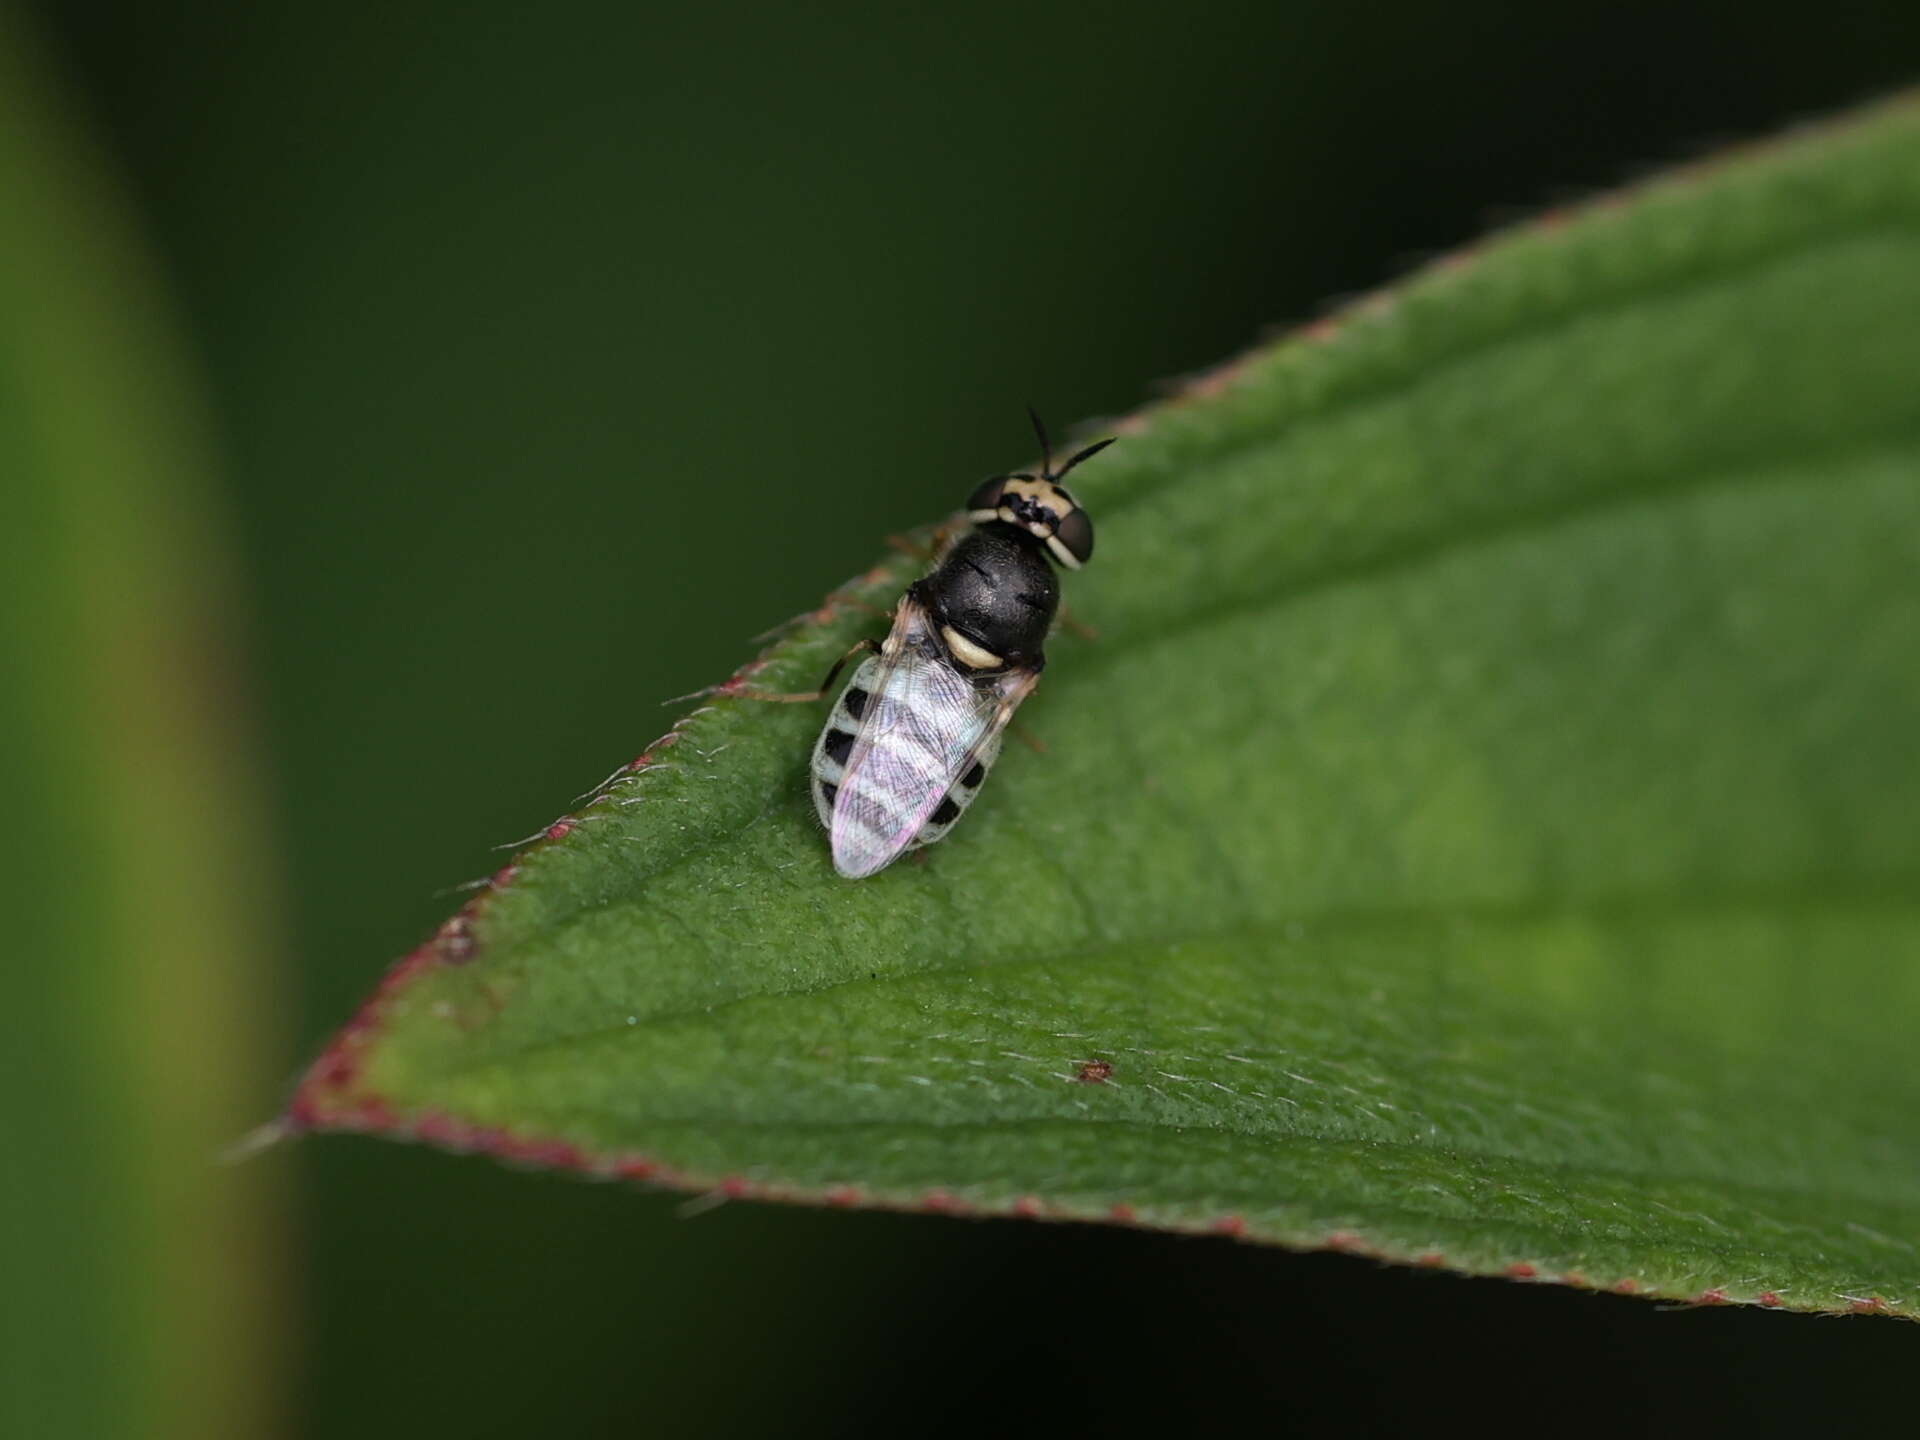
(966, 477, 1006, 515)
(1052, 505, 1095, 566)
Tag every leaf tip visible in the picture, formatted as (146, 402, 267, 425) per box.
(285, 927, 472, 1133)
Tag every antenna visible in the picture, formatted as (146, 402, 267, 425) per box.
(1025, 403, 1053, 477)
(1024, 405, 1115, 482)
(1055, 437, 1116, 480)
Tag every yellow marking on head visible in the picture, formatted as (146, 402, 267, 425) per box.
(940, 626, 1003, 671)
(999, 477, 1076, 516)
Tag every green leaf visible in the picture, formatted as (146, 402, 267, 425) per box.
(294, 97, 1920, 1317)
(0, 14, 286, 1435)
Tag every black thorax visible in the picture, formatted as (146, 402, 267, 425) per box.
(913, 523, 1059, 670)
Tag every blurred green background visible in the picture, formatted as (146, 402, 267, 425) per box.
(11, 1, 1920, 1434)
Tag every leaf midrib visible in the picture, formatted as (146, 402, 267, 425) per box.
(445, 877, 1920, 1078)
(1053, 417, 1920, 691)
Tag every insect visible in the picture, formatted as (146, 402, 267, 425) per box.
(747, 410, 1113, 878)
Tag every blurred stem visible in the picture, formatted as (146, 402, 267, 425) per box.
(0, 8, 287, 1438)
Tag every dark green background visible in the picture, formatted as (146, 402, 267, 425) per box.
(33, 1, 1920, 1432)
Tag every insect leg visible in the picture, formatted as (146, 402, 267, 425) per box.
(729, 637, 881, 703)
(1056, 605, 1100, 642)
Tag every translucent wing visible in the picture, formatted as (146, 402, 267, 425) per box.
(830, 599, 1037, 879)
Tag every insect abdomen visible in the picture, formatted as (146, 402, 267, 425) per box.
(810, 658, 878, 830)
(909, 737, 1000, 849)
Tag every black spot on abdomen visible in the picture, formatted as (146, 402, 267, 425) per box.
(823, 727, 855, 765)
(960, 761, 985, 789)
(842, 686, 870, 721)
(930, 795, 960, 825)
(818, 778, 839, 805)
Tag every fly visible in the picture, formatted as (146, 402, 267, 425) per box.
(741, 408, 1111, 877)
